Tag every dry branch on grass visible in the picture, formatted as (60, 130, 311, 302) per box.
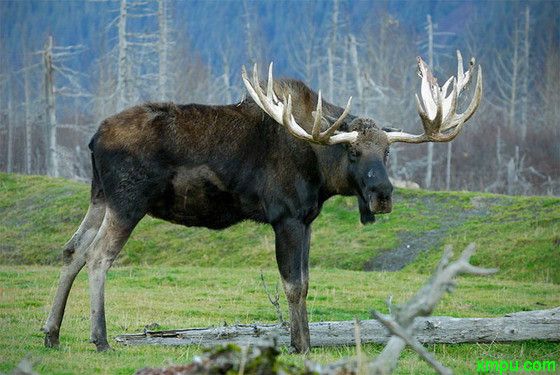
(128, 243, 559, 375)
(260, 271, 286, 327)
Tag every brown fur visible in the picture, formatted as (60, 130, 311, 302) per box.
(44, 78, 394, 354)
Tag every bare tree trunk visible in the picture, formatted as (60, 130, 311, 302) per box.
(158, 0, 168, 102)
(445, 142, 452, 190)
(327, 0, 338, 102)
(24, 66, 32, 174)
(349, 34, 363, 113)
(116, 307, 560, 348)
(507, 158, 516, 195)
(221, 52, 232, 104)
(425, 15, 434, 189)
(327, 47, 334, 102)
(341, 36, 349, 100)
(520, 6, 530, 142)
(508, 23, 520, 129)
(117, 0, 128, 110)
(44, 35, 58, 178)
(494, 126, 504, 191)
(6, 96, 13, 174)
(390, 146, 398, 178)
(242, 0, 255, 66)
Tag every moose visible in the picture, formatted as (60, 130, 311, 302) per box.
(43, 51, 482, 353)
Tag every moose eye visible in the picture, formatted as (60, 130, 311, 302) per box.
(368, 169, 375, 178)
(349, 148, 361, 162)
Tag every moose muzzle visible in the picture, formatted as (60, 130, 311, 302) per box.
(358, 192, 393, 225)
(368, 192, 393, 214)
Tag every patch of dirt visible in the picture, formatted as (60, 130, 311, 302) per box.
(364, 195, 499, 272)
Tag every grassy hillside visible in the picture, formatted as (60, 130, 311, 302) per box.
(1, 173, 559, 283)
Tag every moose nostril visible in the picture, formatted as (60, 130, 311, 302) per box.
(374, 181, 393, 196)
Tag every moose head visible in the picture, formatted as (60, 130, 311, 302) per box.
(242, 51, 482, 224)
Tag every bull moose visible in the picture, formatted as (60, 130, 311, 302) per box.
(43, 51, 482, 353)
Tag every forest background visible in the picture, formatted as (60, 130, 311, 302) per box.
(1, 0, 558, 195)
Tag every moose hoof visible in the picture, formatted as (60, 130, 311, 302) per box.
(96, 343, 112, 352)
(44, 331, 60, 349)
(288, 344, 309, 355)
(90, 338, 112, 352)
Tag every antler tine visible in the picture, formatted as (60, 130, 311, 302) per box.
(312, 90, 323, 139)
(454, 65, 483, 126)
(266, 62, 276, 103)
(419, 58, 437, 120)
(251, 63, 267, 110)
(321, 96, 353, 139)
(386, 51, 483, 145)
(242, 62, 358, 145)
(441, 77, 458, 129)
(282, 94, 294, 134)
(456, 50, 464, 89)
(456, 50, 475, 94)
(241, 65, 263, 109)
(282, 94, 315, 140)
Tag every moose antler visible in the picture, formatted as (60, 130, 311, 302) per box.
(242, 63, 358, 145)
(386, 50, 483, 144)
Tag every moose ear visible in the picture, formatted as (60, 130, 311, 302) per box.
(382, 126, 403, 133)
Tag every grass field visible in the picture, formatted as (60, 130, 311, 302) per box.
(1, 173, 559, 374)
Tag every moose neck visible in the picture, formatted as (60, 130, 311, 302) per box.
(313, 143, 354, 198)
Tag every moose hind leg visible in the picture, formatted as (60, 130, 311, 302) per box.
(273, 218, 311, 353)
(43, 202, 106, 348)
(86, 207, 139, 351)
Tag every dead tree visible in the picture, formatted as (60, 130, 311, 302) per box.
(520, 6, 530, 142)
(242, 0, 258, 67)
(348, 34, 364, 114)
(363, 243, 497, 374)
(23, 64, 33, 174)
(220, 51, 233, 104)
(492, 19, 521, 131)
(285, 6, 320, 85)
(116, 0, 129, 110)
(6, 95, 14, 174)
(363, 15, 412, 181)
(327, 0, 339, 103)
(157, 0, 169, 101)
(43, 36, 58, 177)
(424, 15, 435, 189)
(112, 0, 174, 107)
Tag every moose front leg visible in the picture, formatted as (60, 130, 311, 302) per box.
(273, 218, 311, 353)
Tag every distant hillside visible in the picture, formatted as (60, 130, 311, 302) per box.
(1, 173, 558, 283)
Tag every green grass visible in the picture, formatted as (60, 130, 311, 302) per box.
(1, 266, 559, 374)
(1, 173, 559, 374)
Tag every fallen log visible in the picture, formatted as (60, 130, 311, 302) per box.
(116, 307, 560, 348)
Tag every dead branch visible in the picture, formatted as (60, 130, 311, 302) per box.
(116, 308, 560, 348)
(260, 272, 286, 327)
(353, 243, 496, 374)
